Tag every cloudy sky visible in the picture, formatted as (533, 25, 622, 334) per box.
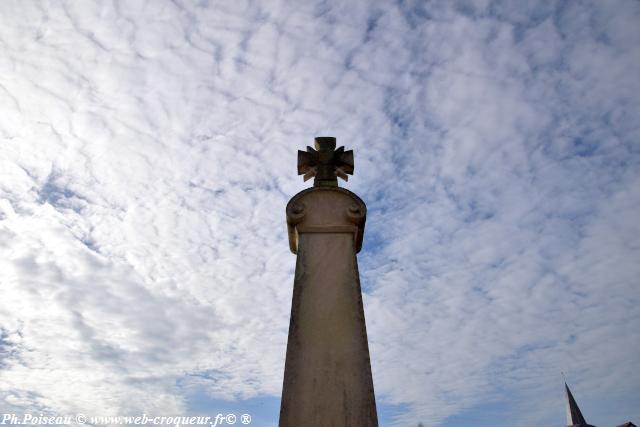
(1, 0, 639, 426)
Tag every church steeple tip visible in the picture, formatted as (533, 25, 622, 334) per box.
(565, 382, 596, 427)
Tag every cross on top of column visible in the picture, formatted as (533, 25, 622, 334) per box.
(297, 137, 354, 187)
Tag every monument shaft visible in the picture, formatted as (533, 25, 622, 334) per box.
(280, 186, 378, 427)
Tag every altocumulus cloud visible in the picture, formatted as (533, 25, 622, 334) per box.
(0, 1, 639, 426)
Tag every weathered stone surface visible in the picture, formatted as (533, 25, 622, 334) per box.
(280, 186, 378, 427)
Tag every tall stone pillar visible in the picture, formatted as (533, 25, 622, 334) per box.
(279, 137, 378, 427)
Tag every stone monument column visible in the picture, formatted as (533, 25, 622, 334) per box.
(279, 137, 378, 427)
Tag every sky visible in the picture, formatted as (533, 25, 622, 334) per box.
(0, 0, 639, 426)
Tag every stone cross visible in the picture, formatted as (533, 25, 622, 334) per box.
(297, 136, 354, 187)
(280, 137, 378, 426)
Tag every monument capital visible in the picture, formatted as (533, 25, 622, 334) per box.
(286, 186, 366, 254)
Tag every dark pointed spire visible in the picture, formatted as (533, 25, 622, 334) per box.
(565, 383, 596, 427)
